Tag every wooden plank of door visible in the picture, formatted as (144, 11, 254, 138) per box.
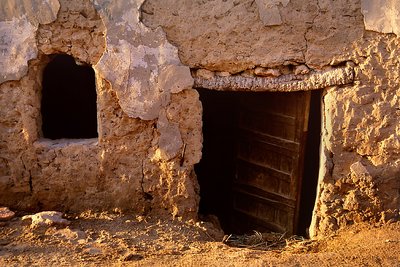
(232, 91, 311, 235)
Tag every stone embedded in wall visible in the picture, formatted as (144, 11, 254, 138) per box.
(158, 65, 194, 94)
(215, 71, 231, 77)
(93, 0, 193, 120)
(254, 67, 281, 77)
(0, 207, 15, 221)
(361, 0, 400, 36)
(255, 0, 290, 26)
(0, 0, 60, 83)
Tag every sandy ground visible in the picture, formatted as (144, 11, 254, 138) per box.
(1, 211, 400, 266)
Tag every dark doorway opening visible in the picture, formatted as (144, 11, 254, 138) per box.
(195, 89, 239, 232)
(41, 54, 98, 139)
(195, 88, 321, 236)
(296, 90, 321, 236)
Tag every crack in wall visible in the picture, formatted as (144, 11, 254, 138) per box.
(303, 0, 320, 62)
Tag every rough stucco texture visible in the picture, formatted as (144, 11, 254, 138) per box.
(141, 0, 364, 72)
(1, 0, 400, 238)
(311, 34, 400, 237)
(0, 0, 202, 219)
(140, 0, 400, 237)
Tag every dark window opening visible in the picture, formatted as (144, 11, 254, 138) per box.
(41, 54, 98, 139)
(195, 88, 321, 236)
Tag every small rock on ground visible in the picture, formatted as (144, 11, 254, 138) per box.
(0, 207, 15, 221)
(22, 211, 70, 229)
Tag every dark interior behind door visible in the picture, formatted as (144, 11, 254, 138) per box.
(196, 89, 318, 235)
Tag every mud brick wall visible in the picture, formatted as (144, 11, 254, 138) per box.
(0, 0, 399, 237)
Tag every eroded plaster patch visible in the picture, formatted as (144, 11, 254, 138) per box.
(93, 0, 193, 120)
(361, 0, 400, 36)
(0, 17, 37, 83)
(0, 0, 60, 25)
(0, 0, 60, 83)
(155, 111, 183, 161)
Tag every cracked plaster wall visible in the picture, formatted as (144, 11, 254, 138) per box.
(0, 0, 202, 219)
(1, 0, 400, 237)
(141, 0, 400, 237)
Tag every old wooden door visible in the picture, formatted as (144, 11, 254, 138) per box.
(232, 91, 311, 234)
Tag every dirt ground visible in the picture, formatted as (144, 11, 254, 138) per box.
(1, 211, 400, 266)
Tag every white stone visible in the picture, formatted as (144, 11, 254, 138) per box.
(22, 211, 71, 229)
